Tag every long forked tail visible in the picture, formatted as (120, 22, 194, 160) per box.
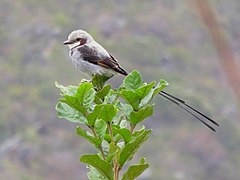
(120, 72, 219, 131)
(159, 90, 219, 131)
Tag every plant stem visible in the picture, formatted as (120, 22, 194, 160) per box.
(130, 124, 135, 133)
(117, 115, 124, 126)
(90, 126, 106, 160)
(99, 145, 106, 161)
(107, 122, 114, 141)
(106, 122, 120, 180)
(114, 162, 120, 180)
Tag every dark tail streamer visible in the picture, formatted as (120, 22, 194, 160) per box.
(160, 91, 219, 126)
(159, 91, 218, 131)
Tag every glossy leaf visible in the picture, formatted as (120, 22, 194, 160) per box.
(55, 81, 78, 96)
(118, 129, 151, 167)
(86, 105, 103, 126)
(122, 158, 149, 180)
(83, 88, 96, 109)
(121, 103, 133, 117)
(56, 82, 96, 115)
(104, 134, 112, 144)
(132, 128, 145, 137)
(135, 81, 155, 99)
(92, 74, 111, 91)
(112, 110, 124, 125)
(56, 102, 87, 124)
(106, 142, 120, 162)
(121, 70, 143, 90)
(104, 90, 118, 104)
(119, 90, 140, 110)
(76, 126, 101, 148)
(60, 95, 87, 114)
(80, 154, 113, 180)
(87, 165, 108, 180)
(95, 119, 107, 140)
(96, 84, 111, 100)
(153, 79, 169, 95)
(76, 82, 95, 108)
(98, 104, 117, 123)
(117, 128, 132, 144)
(139, 79, 168, 108)
(129, 105, 154, 126)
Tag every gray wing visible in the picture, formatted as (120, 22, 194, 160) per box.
(77, 46, 128, 76)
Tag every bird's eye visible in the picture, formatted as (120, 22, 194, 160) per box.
(76, 38, 81, 41)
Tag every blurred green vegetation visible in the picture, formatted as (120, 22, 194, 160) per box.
(0, 0, 239, 179)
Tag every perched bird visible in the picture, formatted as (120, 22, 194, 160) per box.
(63, 29, 219, 131)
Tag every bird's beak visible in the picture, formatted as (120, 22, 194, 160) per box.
(63, 40, 72, 45)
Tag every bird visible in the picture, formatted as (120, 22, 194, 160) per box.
(63, 29, 219, 131)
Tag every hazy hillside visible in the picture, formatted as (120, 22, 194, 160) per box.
(0, 0, 240, 179)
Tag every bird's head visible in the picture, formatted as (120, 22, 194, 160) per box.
(63, 30, 94, 49)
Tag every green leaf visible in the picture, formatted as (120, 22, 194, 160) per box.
(132, 128, 145, 137)
(108, 142, 118, 155)
(122, 158, 149, 180)
(121, 103, 133, 117)
(138, 91, 153, 109)
(87, 165, 108, 180)
(112, 110, 124, 125)
(87, 105, 103, 126)
(129, 105, 154, 126)
(118, 128, 132, 144)
(92, 74, 111, 91)
(118, 129, 152, 167)
(121, 71, 143, 90)
(95, 119, 107, 140)
(120, 90, 140, 110)
(135, 81, 155, 99)
(139, 79, 168, 108)
(55, 81, 78, 96)
(76, 126, 101, 148)
(104, 90, 118, 104)
(59, 82, 96, 115)
(153, 79, 169, 95)
(104, 134, 112, 144)
(98, 104, 117, 123)
(115, 135, 123, 143)
(55, 102, 87, 124)
(94, 96, 103, 104)
(96, 84, 111, 100)
(80, 154, 113, 180)
(61, 95, 87, 114)
(83, 88, 96, 108)
(76, 82, 95, 108)
(106, 142, 120, 162)
(119, 119, 128, 128)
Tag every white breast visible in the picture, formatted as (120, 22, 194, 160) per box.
(69, 48, 116, 78)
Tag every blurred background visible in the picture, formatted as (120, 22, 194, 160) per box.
(1, 0, 240, 179)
